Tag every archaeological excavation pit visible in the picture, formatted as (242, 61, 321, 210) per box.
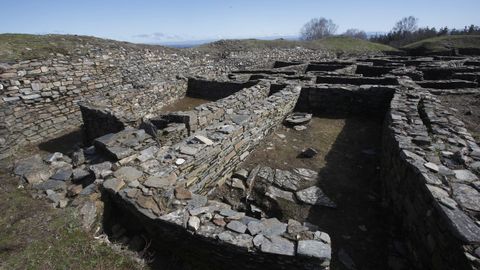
(7, 56, 480, 270)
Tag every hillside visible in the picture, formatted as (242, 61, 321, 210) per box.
(0, 34, 177, 62)
(0, 34, 396, 62)
(198, 36, 397, 54)
(402, 35, 480, 55)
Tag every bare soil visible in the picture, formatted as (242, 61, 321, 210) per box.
(158, 97, 210, 113)
(439, 93, 480, 143)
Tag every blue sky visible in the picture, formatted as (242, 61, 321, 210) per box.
(1, 0, 479, 44)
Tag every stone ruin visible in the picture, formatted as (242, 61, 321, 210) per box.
(7, 54, 480, 270)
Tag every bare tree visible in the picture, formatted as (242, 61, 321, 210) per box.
(343, 29, 368, 40)
(393, 16, 419, 33)
(300, 18, 338, 40)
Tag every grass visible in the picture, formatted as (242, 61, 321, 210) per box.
(0, 167, 144, 270)
(0, 34, 396, 62)
(402, 35, 480, 55)
(198, 36, 397, 54)
(0, 33, 175, 62)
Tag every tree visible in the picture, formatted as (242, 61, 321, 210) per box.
(300, 17, 338, 40)
(343, 29, 368, 40)
(393, 16, 419, 33)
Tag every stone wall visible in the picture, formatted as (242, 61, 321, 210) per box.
(381, 90, 480, 270)
(295, 85, 396, 116)
(89, 85, 332, 269)
(0, 45, 333, 160)
(186, 78, 258, 100)
(142, 81, 271, 145)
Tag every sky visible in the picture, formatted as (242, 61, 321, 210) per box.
(1, 0, 479, 44)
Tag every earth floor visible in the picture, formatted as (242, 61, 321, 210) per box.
(158, 96, 210, 113)
(439, 93, 480, 143)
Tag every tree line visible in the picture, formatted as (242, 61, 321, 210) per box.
(300, 16, 480, 47)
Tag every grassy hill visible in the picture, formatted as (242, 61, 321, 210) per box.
(402, 35, 480, 55)
(0, 33, 176, 62)
(0, 34, 396, 62)
(199, 36, 397, 54)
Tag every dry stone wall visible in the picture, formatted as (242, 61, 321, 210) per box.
(381, 90, 480, 270)
(0, 45, 331, 160)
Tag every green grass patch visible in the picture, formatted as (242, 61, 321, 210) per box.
(0, 170, 144, 270)
(199, 36, 397, 54)
(402, 35, 480, 55)
(0, 33, 173, 62)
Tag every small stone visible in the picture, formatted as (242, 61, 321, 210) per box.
(300, 148, 318, 158)
(144, 173, 176, 188)
(287, 219, 308, 235)
(33, 180, 66, 191)
(217, 231, 234, 242)
(276, 133, 286, 139)
(79, 201, 97, 230)
(71, 149, 85, 166)
(179, 145, 199, 156)
(47, 192, 63, 205)
(412, 136, 430, 146)
(193, 135, 214, 145)
(67, 184, 83, 197)
(424, 162, 439, 172)
(103, 178, 125, 193)
(187, 216, 201, 231)
(72, 168, 91, 182)
(213, 218, 226, 227)
(293, 125, 307, 131)
(297, 240, 331, 260)
(253, 234, 265, 247)
(227, 220, 247, 234)
(266, 185, 296, 202)
(58, 199, 68, 208)
(295, 186, 336, 208)
(44, 152, 63, 163)
(293, 168, 318, 180)
(113, 166, 143, 182)
(453, 170, 478, 182)
(217, 125, 235, 134)
(175, 186, 192, 200)
(273, 169, 302, 191)
(175, 158, 186, 165)
(24, 168, 53, 184)
(261, 236, 295, 256)
(90, 162, 112, 178)
(228, 178, 246, 191)
(452, 183, 480, 212)
(233, 169, 249, 181)
(260, 218, 287, 237)
(247, 221, 266, 235)
(50, 167, 73, 181)
(14, 154, 44, 176)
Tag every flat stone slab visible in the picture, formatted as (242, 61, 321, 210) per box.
(297, 240, 331, 260)
(260, 236, 295, 256)
(273, 169, 302, 191)
(266, 185, 296, 202)
(295, 186, 336, 208)
(113, 166, 143, 182)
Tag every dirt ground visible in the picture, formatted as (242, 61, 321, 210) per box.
(158, 97, 210, 113)
(241, 117, 410, 270)
(439, 93, 480, 143)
